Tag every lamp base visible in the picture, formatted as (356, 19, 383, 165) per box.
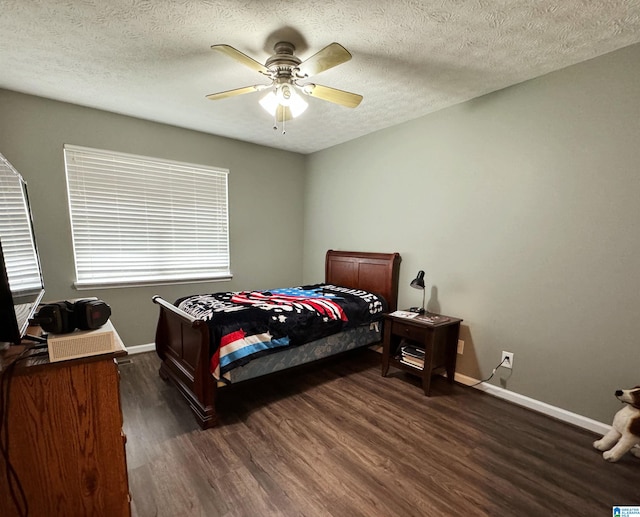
(408, 307, 425, 314)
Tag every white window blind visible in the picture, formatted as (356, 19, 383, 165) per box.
(0, 154, 43, 293)
(63, 145, 230, 288)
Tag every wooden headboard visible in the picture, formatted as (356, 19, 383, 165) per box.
(325, 250, 402, 312)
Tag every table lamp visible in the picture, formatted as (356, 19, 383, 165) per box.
(409, 270, 426, 314)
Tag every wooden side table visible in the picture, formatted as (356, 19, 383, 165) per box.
(381, 312, 462, 396)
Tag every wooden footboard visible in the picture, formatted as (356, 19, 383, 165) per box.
(152, 295, 218, 429)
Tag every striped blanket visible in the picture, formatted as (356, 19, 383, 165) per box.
(176, 284, 386, 381)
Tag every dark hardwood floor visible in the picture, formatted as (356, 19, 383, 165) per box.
(119, 350, 640, 516)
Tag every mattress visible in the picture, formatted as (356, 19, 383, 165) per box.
(219, 321, 382, 385)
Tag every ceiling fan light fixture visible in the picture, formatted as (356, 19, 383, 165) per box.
(288, 89, 308, 118)
(259, 86, 308, 118)
(276, 84, 293, 105)
(259, 91, 279, 115)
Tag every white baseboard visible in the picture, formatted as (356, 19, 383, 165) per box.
(126, 342, 156, 355)
(453, 372, 610, 436)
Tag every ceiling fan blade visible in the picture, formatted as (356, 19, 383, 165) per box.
(301, 83, 363, 108)
(211, 44, 269, 75)
(297, 42, 352, 77)
(206, 84, 269, 101)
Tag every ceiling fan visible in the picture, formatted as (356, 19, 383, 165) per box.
(206, 41, 363, 130)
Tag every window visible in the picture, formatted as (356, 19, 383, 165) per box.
(0, 153, 44, 293)
(63, 145, 230, 288)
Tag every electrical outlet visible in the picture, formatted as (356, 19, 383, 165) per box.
(501, 351, 514, 369)
(457, 340, 464, 355)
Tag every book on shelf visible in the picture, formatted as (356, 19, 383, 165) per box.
(400, 344, 425, 359)
(400, 356, 424, 369)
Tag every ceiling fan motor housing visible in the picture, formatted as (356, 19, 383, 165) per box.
(265, 42, 302, 78)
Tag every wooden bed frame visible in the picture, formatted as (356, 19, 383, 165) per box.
(152, 250, 401, 429)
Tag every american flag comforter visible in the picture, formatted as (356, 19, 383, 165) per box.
(176, 284, 387, 381)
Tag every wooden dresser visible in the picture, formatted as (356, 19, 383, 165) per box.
(0, 323, 130, 516)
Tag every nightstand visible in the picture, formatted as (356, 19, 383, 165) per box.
(381, 312, 462, 396)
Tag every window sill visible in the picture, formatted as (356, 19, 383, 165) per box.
(73, 274, 233, 290)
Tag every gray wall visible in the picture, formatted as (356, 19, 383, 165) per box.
(0, 90, 306, 347)
(303, 43, 640, 424)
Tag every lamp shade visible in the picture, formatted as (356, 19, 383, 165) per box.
(410, 270, 425, 290)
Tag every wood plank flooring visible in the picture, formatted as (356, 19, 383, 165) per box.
(119, 350, 640, 516)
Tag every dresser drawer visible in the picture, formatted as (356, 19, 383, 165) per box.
(391, 321, 427, 342)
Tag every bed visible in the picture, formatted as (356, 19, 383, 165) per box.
(152, 250, 401, 429)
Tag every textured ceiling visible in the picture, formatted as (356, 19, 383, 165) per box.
(1, 1, 640, 154)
